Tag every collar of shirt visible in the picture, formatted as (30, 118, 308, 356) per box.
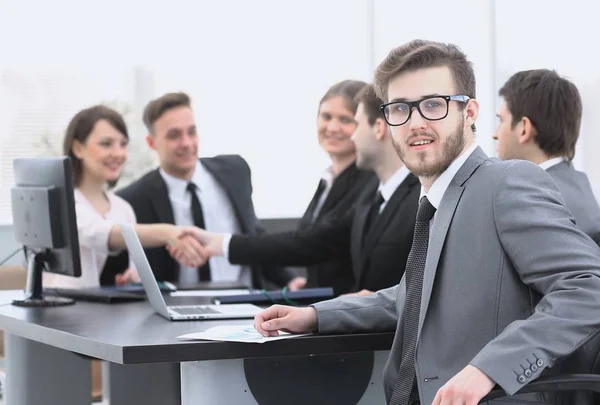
(321, 166, 334, 188)
(378, 165, 411, 204)
(539, 156, 566, 171)
(159, 162, 205, 198)
(419, 142, 479, 209)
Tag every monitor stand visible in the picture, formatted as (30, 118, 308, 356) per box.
(12, 250, 75, 307)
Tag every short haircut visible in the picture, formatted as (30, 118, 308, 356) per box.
(62, 105, 128, 188)
(499, 69, 582, 161)
(373, 40, 476, 132)
(373, 40, 476, 102)
(354, 84, 384, 126)
(143, 92, 191, 133)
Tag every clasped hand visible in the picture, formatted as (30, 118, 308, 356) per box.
(165, 227, 222, 268)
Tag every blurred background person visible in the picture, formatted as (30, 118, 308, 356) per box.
(44, 105, 204, 289)
(494, 69, 600, 241)
(283, 79, 375, 294)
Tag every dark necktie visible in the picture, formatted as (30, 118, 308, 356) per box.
(186, 182, 211, 282)
(389, 196, 437, 405)
(363, 191, 385, 237)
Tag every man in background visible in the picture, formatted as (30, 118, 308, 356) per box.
(183, 84, 419, 295)
(118, 92, 295, 288)
(494, 69, 600, 240)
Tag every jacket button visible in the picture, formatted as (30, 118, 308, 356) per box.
(517, 375, 526, 384)
(524, 369, 532, 378)
(530, 364, 538, 372)
(536, 359, 544, 367)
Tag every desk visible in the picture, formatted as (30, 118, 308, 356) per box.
(0, 290, 394, 404)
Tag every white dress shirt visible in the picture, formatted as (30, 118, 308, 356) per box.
(43, 189, 136, 288)
(419, 142, 479, 225)
(538, 156, 566, 171)
(160, 163, 251, 286)
(377, 165, 411, 213)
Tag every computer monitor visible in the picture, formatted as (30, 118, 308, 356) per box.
(11, 156, 81, 307)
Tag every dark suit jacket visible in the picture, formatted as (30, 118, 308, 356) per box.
(229, 173, 419, 294)
(546, 161, 600, 240)
(116, 155, 294, 289)
(294, 163, 374, 294)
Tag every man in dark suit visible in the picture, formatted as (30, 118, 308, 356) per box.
(293, 158, 374, 294)
(253, 40, 600, 405)
(118, 92, 294, 289)
(494, 69, 600, 239)
(188, 84, 419, 295)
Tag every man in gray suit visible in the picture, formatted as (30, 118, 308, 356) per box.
(494, 69, 600, 240)
(253, 40, 600, 405)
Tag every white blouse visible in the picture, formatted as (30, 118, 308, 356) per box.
(43, 189, 136, 288)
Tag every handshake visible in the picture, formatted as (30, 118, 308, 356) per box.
(164, 226, 223, 268)
(162, 226, 308, 291)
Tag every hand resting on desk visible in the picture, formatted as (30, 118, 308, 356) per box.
(115, 267, 141, 285)
(254, 305, 318, 337)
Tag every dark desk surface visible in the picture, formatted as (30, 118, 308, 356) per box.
(0, 290, 394, 365)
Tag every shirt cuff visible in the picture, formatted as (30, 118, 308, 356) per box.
(221, 233, 233, 259)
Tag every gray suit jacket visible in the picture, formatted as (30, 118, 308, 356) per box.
(546, 161, 600, 240)
(314, 147, 600, 405)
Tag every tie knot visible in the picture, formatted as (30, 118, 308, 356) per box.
(416, 196, 436, 222)
(187, 182, 198, 193)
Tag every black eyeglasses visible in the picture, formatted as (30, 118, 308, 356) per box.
(379, 95, 471, 126)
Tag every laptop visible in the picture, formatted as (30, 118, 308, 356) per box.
(120, 223, 262, 321)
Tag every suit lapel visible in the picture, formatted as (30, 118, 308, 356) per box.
(418, 147, 489, 336)
(200, 158, 251, 232)
(148, 170, 175, 224)
(361, 174, 419, 267)
(351, 179, 379, 280)
(301, 181, 326, 226)
(316, 163, 359, 220)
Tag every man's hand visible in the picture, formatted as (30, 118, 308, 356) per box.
(432, 365, 496, 405)
(287, 277, 307, 291)
(166, 227, 209, 267)
(115, 267, 141, 285)
(187, 228, 225, 257)
(254, 305, 318, 337)
(343, 289, 373, 297)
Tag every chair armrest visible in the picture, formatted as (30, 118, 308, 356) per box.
(480, 374, 600, 403)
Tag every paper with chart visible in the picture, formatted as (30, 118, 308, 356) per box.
(177, 324, 311, 343)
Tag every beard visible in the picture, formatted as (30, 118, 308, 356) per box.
(391, 119, 466, 179)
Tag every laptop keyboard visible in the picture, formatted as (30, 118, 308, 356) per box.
(171, 306, 221, 315)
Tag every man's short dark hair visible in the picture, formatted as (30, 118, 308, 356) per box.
(499, 69, 582, 161)
(354, 84, 384, 126)
(143, 92, 191, 133)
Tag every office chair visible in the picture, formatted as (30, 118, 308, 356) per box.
(479, 333, 600, 404)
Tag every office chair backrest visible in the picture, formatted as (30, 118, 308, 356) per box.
(545, 332, 600, 404)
